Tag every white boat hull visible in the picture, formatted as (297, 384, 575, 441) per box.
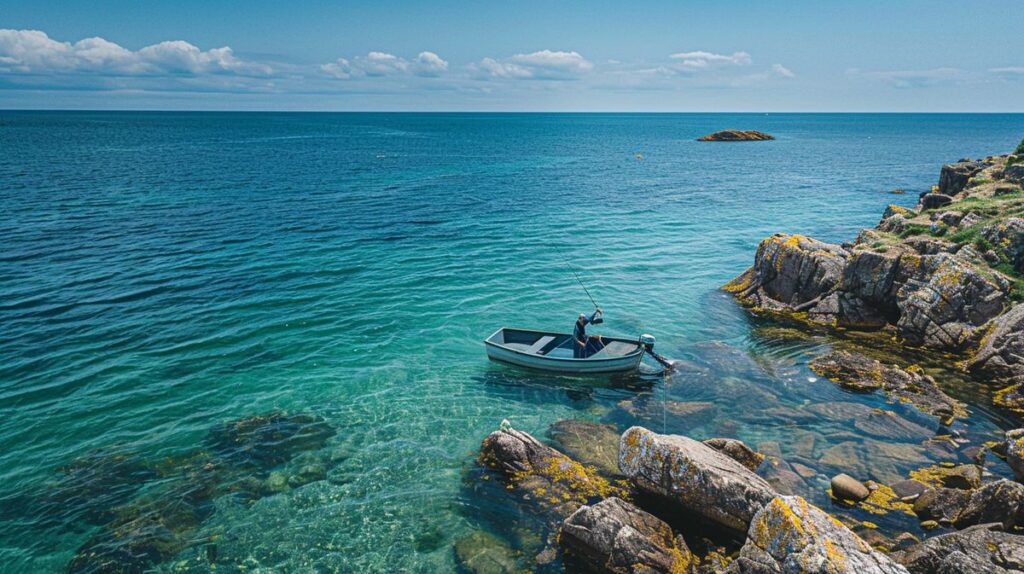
(484, 328, 646, 374)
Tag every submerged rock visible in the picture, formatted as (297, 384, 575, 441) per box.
(453, 530, 518, 574)
(809, 351, 963, 422)
(548, 419, 623, 478)
(619, 427, 776, 532)
(697, 130, 774, 142)
(207, 411, 335, 470)
(895, 523, 1024, 573)
(43, 448, 156, 526)
(727, 496, 909, 574)
(617, 399, 716, 425)
(560, 497, 697, 574)
(703, 438, 766, 473)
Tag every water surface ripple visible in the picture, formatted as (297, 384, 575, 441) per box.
(2, 112, 1023, 572)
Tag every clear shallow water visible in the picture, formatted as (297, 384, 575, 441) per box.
(2, 112, 1024, 572)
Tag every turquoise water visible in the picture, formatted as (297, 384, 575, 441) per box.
(2, 112, 1024, 572)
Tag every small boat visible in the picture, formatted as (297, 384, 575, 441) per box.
(484, 327, 655, 374)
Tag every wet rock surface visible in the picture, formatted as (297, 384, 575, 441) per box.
(549, 419, 624, 478)
(809, 351, 962, 422)
(704, 438, 766, 473)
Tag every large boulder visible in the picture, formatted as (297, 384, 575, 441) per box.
(619, 427, 777, 532)
(723, 234, 849, 309)
(969, 304, 1024, 381)
(919, 193, 954, 210)
(560, 497, 697, 574)
(895, 523, 1024, 574)
(726, 496, 909, 574)
(479, 424, 623, 518)
(938, 160, 988, 196)
(809, 350, 961, 422)
(956, 480, 1024, 529)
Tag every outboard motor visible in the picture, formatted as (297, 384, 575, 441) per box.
(639, 333, 656, 350)
(639, 334, 674, 370)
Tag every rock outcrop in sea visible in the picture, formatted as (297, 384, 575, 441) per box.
(698, 130, 775, 141)
(724, 141, 1024, 414)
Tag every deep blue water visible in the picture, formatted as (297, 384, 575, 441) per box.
(2, 112, 1023, 572)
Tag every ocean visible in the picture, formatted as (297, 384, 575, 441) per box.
(2, 111, 1023, 572)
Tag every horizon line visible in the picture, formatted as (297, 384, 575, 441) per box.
(3, 109, 1024, 114)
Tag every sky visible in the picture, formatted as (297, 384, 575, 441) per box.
(1, 0, 1022, 112)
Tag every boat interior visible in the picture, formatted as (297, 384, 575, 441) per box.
(487, 328, 641, 359)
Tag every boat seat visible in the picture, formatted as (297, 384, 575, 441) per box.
(525, 335, 555, 354)
(602, 341, 638, 356)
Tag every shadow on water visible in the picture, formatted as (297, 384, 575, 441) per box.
(472, 363, 657, 408)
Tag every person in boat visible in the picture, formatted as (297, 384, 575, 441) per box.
(574, 308, 604, 358)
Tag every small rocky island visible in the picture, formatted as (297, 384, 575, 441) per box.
(698, 130, 775, 142)
(458, 137, 1024, 573)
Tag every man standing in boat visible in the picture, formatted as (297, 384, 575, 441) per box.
(574, 308, 604, 358)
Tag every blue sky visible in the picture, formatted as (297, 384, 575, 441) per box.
(1, 0, 1022, 111)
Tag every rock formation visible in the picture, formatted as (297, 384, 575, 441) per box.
(619, 426, 777, 531)
(727, 496, 909, 573)
(561, 497, 697, 574)
(698, 130, 775, 141)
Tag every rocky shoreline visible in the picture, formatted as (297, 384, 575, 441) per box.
(458, 137, 1024, 573)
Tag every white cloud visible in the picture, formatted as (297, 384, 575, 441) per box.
(991, 67, 1024, 75)
(414, 51, 448, 77)
(321, 58, 353, 79)
(0, 29, 270, 77)
(668, 50, 752, 71)
(471, 50, 593, 80)
(321, 50, 449, 79)
(772, 63, 795, 78)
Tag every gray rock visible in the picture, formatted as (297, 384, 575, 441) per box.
(723, 234, 849, 309)
(831, 473, 870, 502)
(560, 497, 697, 574)
(703, 438, 766, 472)
(913, 487, 970, 524)
(938, 160, 988, 196)
(895, 252, 1007, 350)
(982, 218, 1024, 273)
(1007, 429, 1024, 482)
(619, 427, 777, 532)
(920, 193, 954, 210)
(727, 496, 909, 574)
(969, 305, 1024, 381)
(895, 523, 1024, 574)
(891, 479, 930, 501)
(956, 480, 1024, 529)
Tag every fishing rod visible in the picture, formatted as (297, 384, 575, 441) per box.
(553, 244, 602, 321)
